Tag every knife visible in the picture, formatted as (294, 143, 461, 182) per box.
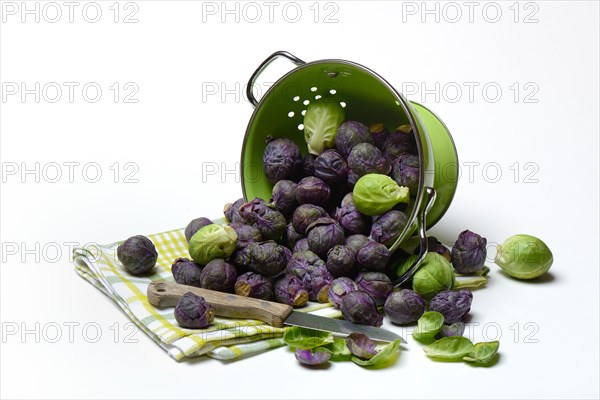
(147, 282, 403, 343)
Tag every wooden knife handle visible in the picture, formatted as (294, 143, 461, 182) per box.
(147, 281, 293, 328)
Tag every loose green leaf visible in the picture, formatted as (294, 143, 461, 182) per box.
(423, 336, 475, 361)
(453, 275, 487, 289)
(315, 338, 352, 361)
(463, 341, 500, 365)
(283, 326, 334, 350)
(412, 311, 444, 343)
(351, 339, 401, 367)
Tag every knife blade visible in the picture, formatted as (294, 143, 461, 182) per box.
(147, 281, 403, 343)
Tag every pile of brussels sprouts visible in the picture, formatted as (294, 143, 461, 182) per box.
(115, 99, 553, 367)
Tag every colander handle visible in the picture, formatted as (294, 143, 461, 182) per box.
(246, 51, 306, 107)
(392, 186, 437, 287)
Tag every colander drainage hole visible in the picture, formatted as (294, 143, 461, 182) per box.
(310, 87, 318, 92)
(329, 89, 337, 95)
(301, 110, 306, 116)
(303, 100, 310, 106)
(293, 96, 300, 102)
(288, 111, 295, 117)
(297, 124, 304, 130)
(315, 95, 322, 100)
(340, 101, 346, 108)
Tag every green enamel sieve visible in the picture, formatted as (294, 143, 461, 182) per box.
(241, 51, 458, 286)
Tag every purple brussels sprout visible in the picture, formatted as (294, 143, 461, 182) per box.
(283, 223, 304, 249)
(228, 222, 262, 249)
(328, 277, 359, 308)
(296, 176, 331, 207)
(281, 246, 292, 265)
(286, 251, 331, 302)
(234, 272, 273, 300)
(199, 259, 237, 293)
(243, 241, 288, 277)
(174, 292, 215, 329)
(326, 245, 357, 278)
(273, 274, 309, 307)
(263, 137, 302, 183)
(383, 125, 417, 162)
(356, 241, 391, 272)
(306, 217, 345, 258)
(334, 121, 374, 156)
(428, 236, 452, 262)
(340, 192, 355, 208)
(348, 143, 391, 177)
(239, 198, 287, 241)
(451, 230, 487, 274)
(429, 289, 473, 324)
(171, 258, 202, 287)
(301, 154, 316, 177)
(392, 154, 420, 195)
(314, 149, 349, 184)
(270, 180, 298, 216)
(306, 265, 334, 303)
(335, 204, 371, 236)
(184, 217, 213, 243)
(344, 234, 370, 255)
(117, 235, 157, 276)
(346, 333, 378, 360)
(383, 289, 426, 325)
(292, 204, 329, 234)
(293, 238, 310, 253)
(369, 123, 390, 150)
(341, 291, 383, 327)
(295, 349, 331, 366)
(355, 272, 393, 306)
(347, 169, 359, 189)
(370, 210, 408, 247)
(224, 198, 244, 223)
(438, 322, 466, 338)
(287, 250, 325, 273)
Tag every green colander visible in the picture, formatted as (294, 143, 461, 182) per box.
(241, 51, 458, 286)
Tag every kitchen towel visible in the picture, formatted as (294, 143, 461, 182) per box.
(73, 226, 333, 361)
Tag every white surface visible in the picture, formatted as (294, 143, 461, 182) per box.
(1, 1, 599, 399)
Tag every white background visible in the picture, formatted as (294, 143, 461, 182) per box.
(1, 1, 599, 399)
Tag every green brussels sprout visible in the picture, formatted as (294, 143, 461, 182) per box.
(352, 174, 409, 216)
(189, 224, 237, 265)
(412, 253, 456, 300)
(303, 100, 345, 155)
(117, 235, 157, 276)
(495, 234, 553, 279)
